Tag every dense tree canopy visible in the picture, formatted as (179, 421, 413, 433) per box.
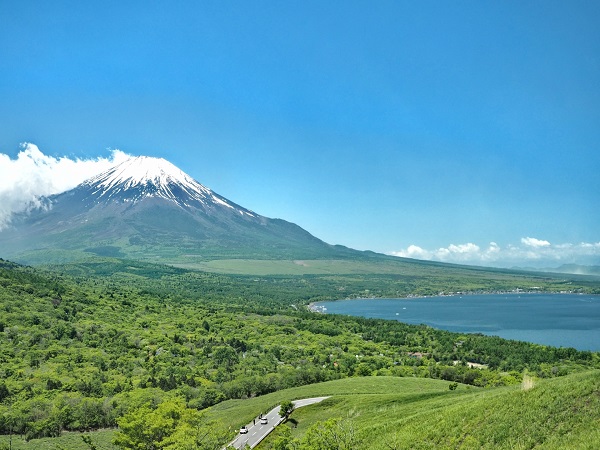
(114, 397, 227, 450)
(0, 258, 598, 445)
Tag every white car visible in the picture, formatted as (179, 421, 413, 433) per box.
(260, 417, 268, 425)
(239, 426, 248, 434)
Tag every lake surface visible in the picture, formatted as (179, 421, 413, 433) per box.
(314, 293, 600, 351)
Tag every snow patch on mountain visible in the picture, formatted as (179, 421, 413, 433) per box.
(87, 156, 199, 192)
(83, 156, 257, 216)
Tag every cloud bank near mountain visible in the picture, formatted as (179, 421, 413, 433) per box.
(390, 239, 600, 268)
(0, 143, 129, 229)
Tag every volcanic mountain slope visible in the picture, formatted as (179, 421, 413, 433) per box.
(0, 156, 353, 263)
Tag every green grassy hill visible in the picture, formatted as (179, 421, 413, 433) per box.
(2, 372, 598, 449)
(218, 371, 600, 450)
(289, 371, 599, 449)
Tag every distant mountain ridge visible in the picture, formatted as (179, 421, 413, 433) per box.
(532, 264, 600, 277)
(0, 156, 356, 264)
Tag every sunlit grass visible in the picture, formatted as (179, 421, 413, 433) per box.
(257, 370, 600, 449)
(2, 372, 598, 449)
(0, 430, 116, 450)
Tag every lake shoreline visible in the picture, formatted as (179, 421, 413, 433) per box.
(309, 293, 600, 351)
(307, 289, 587, 313)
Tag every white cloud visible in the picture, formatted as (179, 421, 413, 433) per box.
(0, 143, 130, 229)
(447, 243, 480, 254)
(396, 244, 432, 260)
(394, 242, 483, 263)
(486, 242, 501, 256)
(521, 237, 551, 248)
(390, 238, 600, 268)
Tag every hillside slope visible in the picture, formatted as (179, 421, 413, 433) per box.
(211, 371, 600, 450)
(4, 372, 598, 449)
(0, 260, 598, 449)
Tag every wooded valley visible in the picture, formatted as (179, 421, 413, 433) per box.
(0, 257, 598, 448)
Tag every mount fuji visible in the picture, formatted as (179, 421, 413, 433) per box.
(0, 156, 354, 264)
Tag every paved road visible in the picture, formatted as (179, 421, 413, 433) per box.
(227, 396, 330, 449)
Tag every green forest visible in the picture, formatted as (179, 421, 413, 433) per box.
(0, 257, 599, 448)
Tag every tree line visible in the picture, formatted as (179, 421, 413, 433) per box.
(0, 258, 598, 443)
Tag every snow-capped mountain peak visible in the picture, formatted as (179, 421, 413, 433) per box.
(92, 156, 195, 190)
(82, 156, 256, 216)
(0, 155, 336, 262)
(87, 156, 202, 194)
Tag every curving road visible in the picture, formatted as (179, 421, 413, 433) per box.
(226, 396, 330, 449)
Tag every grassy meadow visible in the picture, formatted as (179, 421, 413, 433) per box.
(0, 429, 117, 450)
(257, 370, 600, 449)
(2, 371, 598, 449)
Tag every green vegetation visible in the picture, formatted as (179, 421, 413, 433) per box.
(256, 370, 600, 450)
(114, 397, 226, 450)
(0, 430, 117, 450)
(0, 257, 599, 449)
(46, 256, 600, 307)
(279, 400, 294, 418)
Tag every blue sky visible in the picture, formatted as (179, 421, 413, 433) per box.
(1, 1, 599, 267)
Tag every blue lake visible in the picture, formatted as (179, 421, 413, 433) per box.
(314, 293, 600, 351)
